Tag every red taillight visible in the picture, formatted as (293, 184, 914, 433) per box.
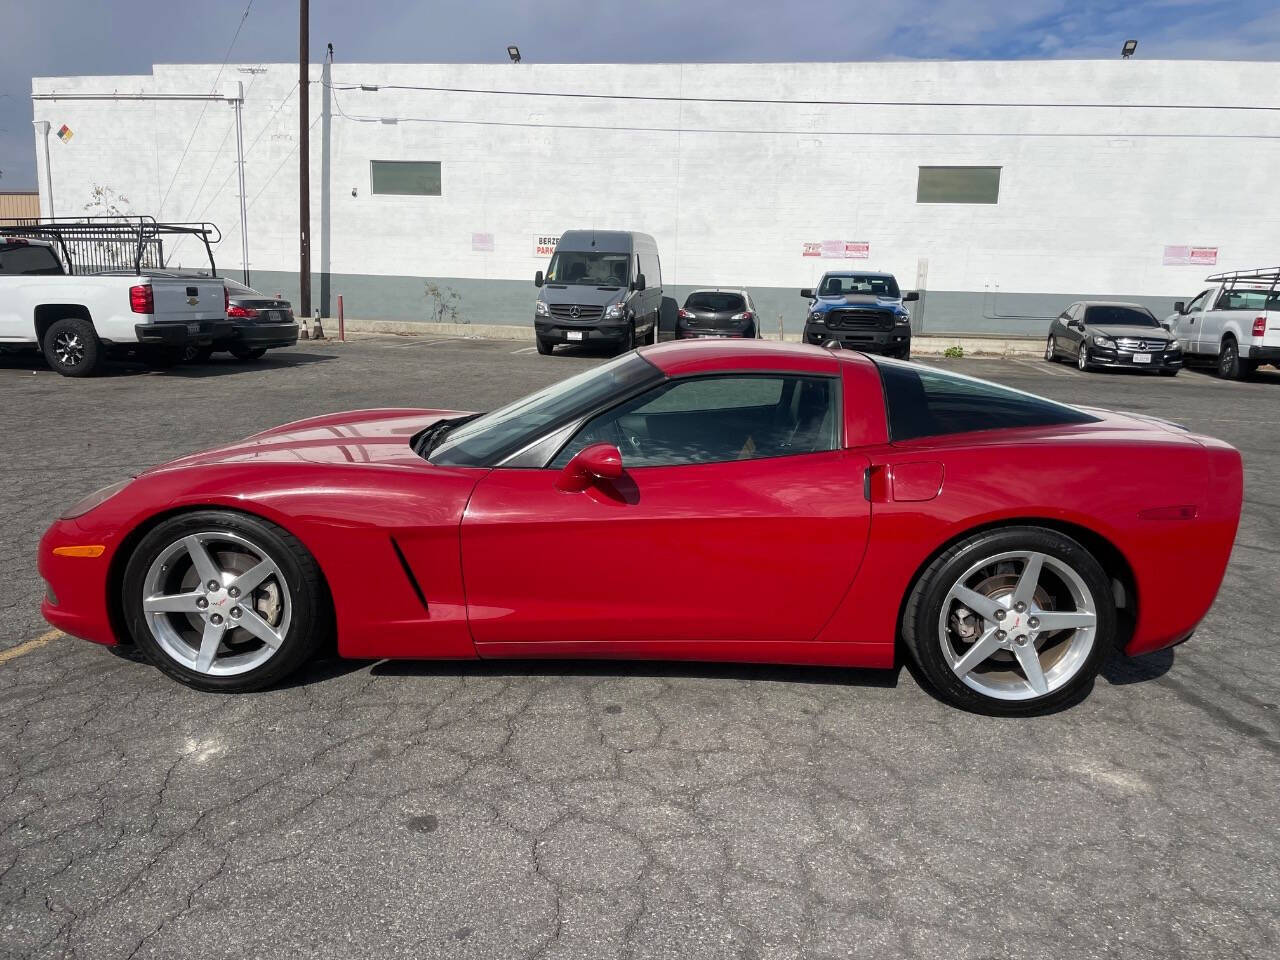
(2, 237, 29, 247)
(224, 286, 230, 315)
(1253, 316, 1267, 337)
(227, 304, 259, 319)
(732, 311, 754, 321)
(128, 284, 153, 314)
(678, 308, 694, 319)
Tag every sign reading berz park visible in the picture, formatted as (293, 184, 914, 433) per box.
(534, 235, 560, 257)
(803, 241, 870, 259)
(1163, 245, 1218, 266)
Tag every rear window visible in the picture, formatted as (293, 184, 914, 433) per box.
(1085, 305, 1158, 327)
(874, 359, 1098, 442)
(685, 292, 746, 312)
(1216, 289, 1280, 311)
(0, 243, 63, 276)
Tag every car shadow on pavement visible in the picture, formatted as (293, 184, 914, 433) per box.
(1101, 647, 1175, 685)
(0, 351, 337, 378)
(370, 657, 903, 689)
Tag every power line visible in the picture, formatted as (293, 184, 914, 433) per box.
(322, 79, 1280, 113)
(156, 0, 256, 214)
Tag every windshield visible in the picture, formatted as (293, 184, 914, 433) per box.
(428, 353, 662, 466)
(546, 251, 630, 287)
(818, 274, 900, 298)
(1085, 306, 1159, 327)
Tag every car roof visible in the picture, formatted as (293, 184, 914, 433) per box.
(821, 271, 893, 278)
(639, 338, 871, 377)
(686, 288, 749, 296)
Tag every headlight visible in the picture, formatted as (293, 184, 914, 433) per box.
(603, 303, 627, 320)
(808, 312, 825, 324)
(535, 301, 549, 317)
(1092, 335, 1114, 347)
(895, 313, 910, 325)
(1168, 338, 1180, 350)
(61, 479, 131, 519)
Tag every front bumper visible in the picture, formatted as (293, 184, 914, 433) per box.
(221, 321, 300, 350)
(805, 324, 910, 354)
(535, 317, 631, 344)
(1087, 346, 1183, 370)
(38, 518, 119, 646)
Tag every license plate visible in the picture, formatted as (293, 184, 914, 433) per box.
(187, 323, 199, 335)
(1133, 353, 1152, 364)
(566, 331, 584, 341)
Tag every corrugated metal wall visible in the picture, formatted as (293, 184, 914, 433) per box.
(0, 193, 40, 220)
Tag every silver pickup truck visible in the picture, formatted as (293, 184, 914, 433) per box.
(1166, 268, 1280, 380)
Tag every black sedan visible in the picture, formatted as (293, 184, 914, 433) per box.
(193, 280, 298, 362)
(675, 289, 760, 339)
(1045, 301, 1182, 375)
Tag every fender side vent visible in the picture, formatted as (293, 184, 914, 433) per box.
(389, 536, 429, 612)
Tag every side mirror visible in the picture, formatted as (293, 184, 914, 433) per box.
(1173, 301, 1185, 315)
(902, 291, 920, 302)
(556, 443, 624, 493)
(631, 273, 646, 292)
(800, 288, 814, 299)
(1160, 321, 1172, 331)
(534, 270, 544, 288)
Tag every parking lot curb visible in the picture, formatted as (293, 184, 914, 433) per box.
(335, 317, 1045, 358)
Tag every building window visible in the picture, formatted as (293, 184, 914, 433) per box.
(370, 160, 442, 196)
(916, 166, 1001, 204)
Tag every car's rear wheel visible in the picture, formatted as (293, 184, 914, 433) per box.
(42, 317, 103, 377)
(902, 526, 1115, 715)
(1217, 337, 1255, 380)
(1045, 335, 1057, 362)
(121, 510, 329, 692)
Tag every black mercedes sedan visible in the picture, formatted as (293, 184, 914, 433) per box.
(1044, 301, 1182, 375)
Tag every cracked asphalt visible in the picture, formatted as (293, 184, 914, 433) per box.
(2, 337, 1278, 959)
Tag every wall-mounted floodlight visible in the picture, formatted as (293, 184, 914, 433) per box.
(507, 45, 521, 63)
(1121, 39, 1137, 58)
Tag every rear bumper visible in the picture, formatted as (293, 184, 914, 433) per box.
(1247, 345, 1280, 361)
(221, 321, 299, 349)
(134, 320, 219, 346)
(805, 325, 909, 354)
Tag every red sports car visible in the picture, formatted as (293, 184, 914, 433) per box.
(38, 341, 1241, 714)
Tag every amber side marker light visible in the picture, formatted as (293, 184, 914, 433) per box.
(52, 545, 106, 558)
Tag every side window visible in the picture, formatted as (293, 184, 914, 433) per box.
(1216, 289, 1267, 311)
(876, 360, 1098, 442)
(1185, 290, 1211, 314)
(0, 244, 63, 276)
(551, 375, 840, 469)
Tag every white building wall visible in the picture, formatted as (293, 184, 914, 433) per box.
(30, 59, 1280, 333)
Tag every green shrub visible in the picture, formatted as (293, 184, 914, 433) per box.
(943, 345, 964, 359)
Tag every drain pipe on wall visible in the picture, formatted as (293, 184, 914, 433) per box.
(31, 121, 54, 218)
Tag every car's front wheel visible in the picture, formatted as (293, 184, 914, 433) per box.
(535, 335, 555, 355)
(1077, 346, 1091, 371)
(121, 510, 330, 692)
(902, 526, 1115, 714)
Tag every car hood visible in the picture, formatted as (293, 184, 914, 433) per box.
(1087, 324, 1172, 342)
(146, 408, 471, 472)
(540, 284, 626, 306)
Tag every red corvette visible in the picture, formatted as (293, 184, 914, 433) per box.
(38, 341, 1241, 713)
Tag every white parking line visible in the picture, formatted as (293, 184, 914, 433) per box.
(1012, 358, 1071, 377)
(510, 346, 537, 354)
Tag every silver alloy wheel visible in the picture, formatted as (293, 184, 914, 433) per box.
(141, 530, 291, 676)
(1045, 336, 1055, 361)
(53, 331, 85, 367)
(937, 550, 1097, 701)
(1077, 347, 1089, 371)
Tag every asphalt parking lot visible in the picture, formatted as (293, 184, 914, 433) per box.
(2, 336, 1278, 959)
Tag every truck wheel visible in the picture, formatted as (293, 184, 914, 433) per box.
(535, 336, 555, 356)
(1217, 337, 1256, 380)
(230, 346, 267, 361)
(42, 317, 103, 378)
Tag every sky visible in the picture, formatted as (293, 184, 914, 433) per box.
(2, 0, 1278, 189)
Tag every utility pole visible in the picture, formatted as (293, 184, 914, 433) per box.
(298, 0, 311, 318)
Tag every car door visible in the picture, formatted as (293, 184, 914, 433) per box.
(1059, 303, 1085, 355)
(460, 373, 871, 650)
(1049, 306, 1073, 354)
(1178, 289, 1212, 354)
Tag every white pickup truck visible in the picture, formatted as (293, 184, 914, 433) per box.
(0, 235, 229, 377)
(1166, 268, 1280, 380)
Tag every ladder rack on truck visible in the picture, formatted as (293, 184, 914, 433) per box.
(0, 216, 222, 277)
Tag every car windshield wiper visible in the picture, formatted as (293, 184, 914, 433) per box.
(411, 414, 482, 458)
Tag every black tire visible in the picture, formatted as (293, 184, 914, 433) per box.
(1045, 335, 1058, 362)
(901, 525, 1116, 715)
(896, 342, 911, 361)
(618, 322, 636, 356)
(121, 510, 330, 693)
(644, 317, 657, 346)
(1077, 346, 1091, 372)
(42, 317, 103, 378)
(535, 336, 555, 356)
(230, 346, 267, 361)
(1216, 337, 1255, 381)
(184, 344, 215, 363)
